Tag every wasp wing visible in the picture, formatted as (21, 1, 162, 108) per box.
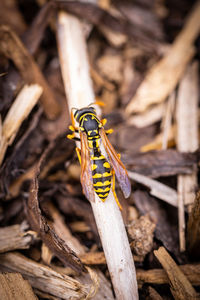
(79, 131, 95, 202)
(99, 128, 131, 198)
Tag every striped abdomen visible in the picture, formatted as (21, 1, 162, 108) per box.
(91, 152, 112, 201)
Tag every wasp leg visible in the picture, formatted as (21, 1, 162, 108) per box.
(67, 133, 80, 141)
(69, 125, 78, 132)
(94, 99, 105, 107)
(101, 118, 107, 126)
(112, 170, 122, 210)
(76, 147, 81, 164)
(71, 109, 79, 129)
(105, 128, 113, 135)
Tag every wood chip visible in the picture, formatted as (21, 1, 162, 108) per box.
(161, 92, 175, 150)
(0, 252, 89, 300)
(0, 222, 36, 253)
(0, 272, 38, 300)
(128, 103, 166, 128)
(97, 54, 122, 83)
(126, 1, 200, 114)
(147, 286, 164, 300)
(128, 171, 178, 207)
(137, 263, 200, 287)
(187, 190, 200, 258)
(154, 247, 198, 300)
(0, 84, 42, 166)
(124, 149, 197, 178)
(128, 215, 155, 258)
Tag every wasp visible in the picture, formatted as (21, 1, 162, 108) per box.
(67, 105, 131, 209)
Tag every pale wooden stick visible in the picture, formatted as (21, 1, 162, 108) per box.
(57, 11, 138, 300)
(176, 62, 199, 251)
(126, 1, 200, 115)
(0, 84, 43, 166)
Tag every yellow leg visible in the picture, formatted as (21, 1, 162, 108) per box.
(112, 170, 122, 210)
(67, 132, 80, 142)
(101, 118, 107, 126)
(71, 109, 77, 128)
(94, 99, 105, 107)
(76, 147, 81, 164)
(69, 125, 78, 132)
(105, 128, 113, 135)
(67, 133, 75, 139)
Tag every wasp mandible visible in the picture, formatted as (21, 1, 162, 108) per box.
(67, 105, 131, 209)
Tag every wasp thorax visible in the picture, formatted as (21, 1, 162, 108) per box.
(83, 116, 100, 137)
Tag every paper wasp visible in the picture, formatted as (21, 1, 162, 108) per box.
(67, 105, 131, 209)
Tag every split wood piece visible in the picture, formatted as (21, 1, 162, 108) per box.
(161, 92, 175, 150)
(0, 25, 60, 120)
(0, 272, 38, 300)
(48, 202, 114, 299)
(176, 62, 199, 252)
(57, 11, 138, 300)
(147, 286, 164, 300)
(128, 171, 178, 207)
(128, 103, 166, 128)
(0, 252, 89, 300)
(125, 1, 200, 115)
(137, 263, 200, 288)
(125, 149, 198, 179)
(154, 247, 198, 300)
(0, 222, 36, 254)
(187, 190, 200, 257)
(0, 84, 43, 166)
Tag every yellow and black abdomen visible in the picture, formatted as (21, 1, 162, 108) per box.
(91, 153, 112, 201)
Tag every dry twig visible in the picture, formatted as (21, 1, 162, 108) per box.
(154, 247, 198, 300)
(128, 171, 178, 207)
(57, 10, 138, 300)
(176, 62, 199, 251)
